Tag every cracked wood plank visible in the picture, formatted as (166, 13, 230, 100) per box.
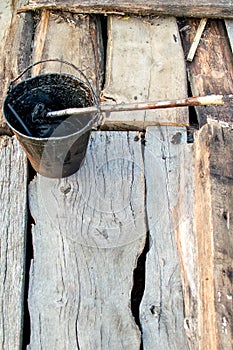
(19, 0, 233, 19)
(174, 144, 198, 350)
(102, 16, 188, 129)
(179, 19, 233, 126)
(0, 136, 28, 349)
(140, 126, 189, 349)
(0, 0, 34, 131)
(31, 10, 104, 94)
(28, 131, 146, 349)
(194, 121, 233, 350)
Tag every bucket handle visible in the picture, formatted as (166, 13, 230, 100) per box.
(9, 58, 102, 125)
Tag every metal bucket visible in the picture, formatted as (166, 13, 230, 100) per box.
(3, 59, 100, 178)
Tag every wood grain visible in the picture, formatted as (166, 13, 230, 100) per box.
(0, 136, 28, 349)
(0, 0, 34, 132)
(31, 9, 50, 76)
(194, 121, 233, 349)
(209, 122, 233, 350)
(179, 19, 233, 126)
(19, 0, 233, 19)
(174, 144, 198, 350)
(140, 126, 189, 349)
(31, 10, 104, 94)
(28, 131, 146, 349)
(102, 16, 188, 129)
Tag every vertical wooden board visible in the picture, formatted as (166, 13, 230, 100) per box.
(0, 0, 34, 129)
(179, 19, 233, 126)
(209, 123, 233, 350)
(194, 121, 233, 350)
(0, 136, 27, 349)
(0, 1, 12, 49)
(28, 131, 146, 349)
(102, 16, 188, 128)
(140, 126, 189, 349)
(194, 122, 218, 350)
(173, 144, 198, 350)
(32, 11, 104, 93)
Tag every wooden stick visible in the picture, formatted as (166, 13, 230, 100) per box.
(46, 94, 233, 118)
(187, 18, 208, 62)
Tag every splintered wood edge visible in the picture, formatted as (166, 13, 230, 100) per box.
(194, 123, 218, 349)
(31, 9, 50, 76)
(17, 3, 233, 19)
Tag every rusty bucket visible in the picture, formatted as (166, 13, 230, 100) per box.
(3, 59, 100, 178)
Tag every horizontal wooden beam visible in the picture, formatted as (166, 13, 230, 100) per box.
(18, 1, 233, 19)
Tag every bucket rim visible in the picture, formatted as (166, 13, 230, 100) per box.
(7, 72, 91, 90)
(3, 72, 100, 141)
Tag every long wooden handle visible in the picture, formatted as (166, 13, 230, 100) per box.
(46, 94, 233, 118)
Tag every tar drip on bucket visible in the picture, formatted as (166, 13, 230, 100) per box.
(3, 59, 100, 178)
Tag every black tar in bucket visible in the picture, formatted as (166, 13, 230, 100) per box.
(3, 60, 100, 178)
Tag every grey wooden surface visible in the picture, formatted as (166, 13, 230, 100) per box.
(28, 131, 146, 349)
(140, 126, 189, 350)
(174, 144, 198, 350)
(102, 16, 188, 129)
(19, 0, 233, 19)
(0, 137, 28, 350)
(31, 10, 104, 93)
(1, 3, 232, 349)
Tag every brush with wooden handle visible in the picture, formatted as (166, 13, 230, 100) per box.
(46, 94, 233, 119)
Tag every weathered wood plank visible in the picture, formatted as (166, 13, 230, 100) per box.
(0, 0, 34, 131)
(140, 126, 189, 349)
(31, 10, 104, 94)
(28, 131, 146, 349)
(102, 16, 188, 129)
(179, 19, 233, 126)
(225, 19, 233, 53)
(31, 9, 50, 76)
(173, 144, 198, 350)
(19, 0, 233, 19)
(194, 120, 233, 350)
(0, 136, 28, 349)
